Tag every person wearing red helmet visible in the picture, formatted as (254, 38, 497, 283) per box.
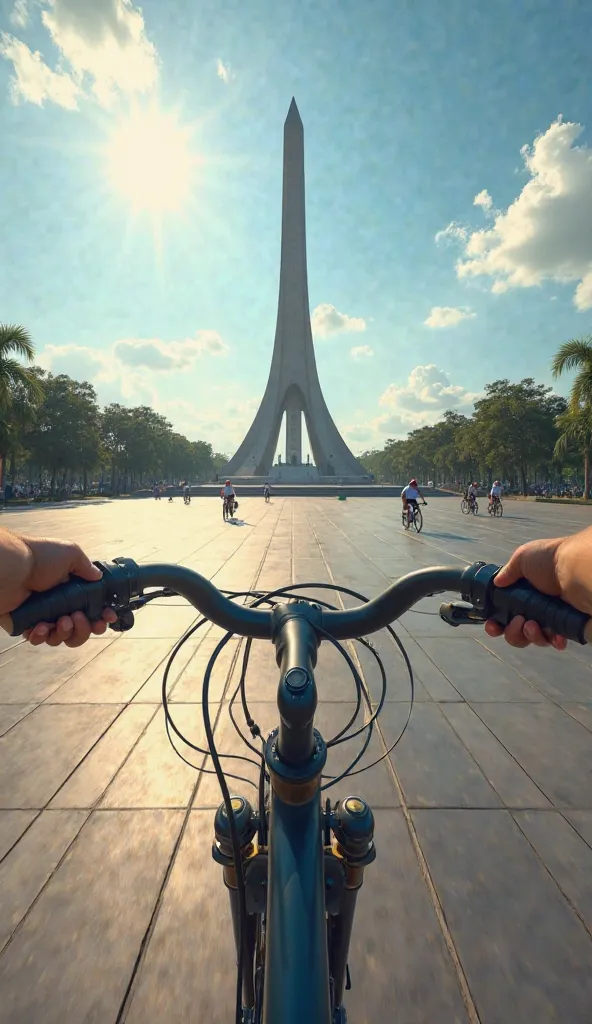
(466, 481, 479, 509)
(401, 478, 426, 524)
(220, 479, 237, 518)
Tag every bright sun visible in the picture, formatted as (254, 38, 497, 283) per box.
(105, 105, 194, 214)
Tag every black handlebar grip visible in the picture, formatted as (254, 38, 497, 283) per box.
(488, 578, 591, 645)
(9, 577, 108, 637)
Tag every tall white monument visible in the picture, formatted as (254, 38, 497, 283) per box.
(225, 99, 365, 481)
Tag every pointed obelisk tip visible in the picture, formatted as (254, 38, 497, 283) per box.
(285, 97, 302, 127)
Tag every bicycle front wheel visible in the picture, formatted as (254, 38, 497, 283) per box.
(461, 499, 469, 515)
(494, 501, 503, 517)
(413, 508, 423, 533)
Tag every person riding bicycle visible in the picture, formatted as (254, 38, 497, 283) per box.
(466, 482, 478, 507)
(263, 482, 271, 500)
(401, 478, 426, 522)
(183, 482, 190, 503)
(490, 480, 503, 505)
(220, 480, 236, 514)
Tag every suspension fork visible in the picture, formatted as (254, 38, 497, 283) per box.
(328, 797, 376, 1009)
(213, 796, 258, 1010)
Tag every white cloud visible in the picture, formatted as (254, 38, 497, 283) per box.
(350, 345, 374, 361)
(311, 303, 366, 338)
(473, 189, 493, 211)
(1, 0, 159, 109)
(0, 33, 80, 108)
(451, 117, 592, 310)
(424, 306, 476, 328)
(216, 58, 232, 84)
(435, 222, 468, 245)
(341, 365, 480, 450)
(379, 364, 479, 414)
(10, 0, 30, 28)
(114, 332, 228, 371)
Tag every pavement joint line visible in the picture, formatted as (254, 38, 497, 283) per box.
(0, 808, 93, 958)
(115, 500, 286, 1022)
(308, 504, 482, 1024)
(510, 810, 592, 942)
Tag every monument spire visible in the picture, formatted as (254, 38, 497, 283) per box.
(225, 100, 365, 479)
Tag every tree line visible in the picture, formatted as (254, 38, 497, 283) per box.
(0, 325, 228, 497)
(359, 338, 592, 498)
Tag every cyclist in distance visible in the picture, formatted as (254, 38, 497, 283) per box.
(401, 477, 426, 524)
(220, 479, 236, 514)
(490, 479, 503, 506)
(466, 481, 479, 509)
(183, 482, 191, 505)
(3, 524, 592, 651)
(263, 482, 271, 502)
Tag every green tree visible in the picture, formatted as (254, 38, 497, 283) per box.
(28, 374, 101, 496)
(0, 325, 44, 487)
(552, 337, 592, 498)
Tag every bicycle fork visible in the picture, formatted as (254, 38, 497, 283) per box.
(212, 793, 376, 1022)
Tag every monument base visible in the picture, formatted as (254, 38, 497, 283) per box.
(268, 463, 319, 483)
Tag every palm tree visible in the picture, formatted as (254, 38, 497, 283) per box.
(552, 337, 592, 498)
(0, 324, 44, 489)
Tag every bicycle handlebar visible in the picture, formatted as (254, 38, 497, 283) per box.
(7, 557, 592, 645)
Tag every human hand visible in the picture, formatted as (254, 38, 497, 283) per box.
(484, 528, 592, 649)
(0, 530, 117, 647)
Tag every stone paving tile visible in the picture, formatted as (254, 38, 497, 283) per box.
(513, 810, 592, 930)
(561, 702, 592, 733)
(473, 702, 592, 809)
(44, 638, 173, 703)
(0, 810, 183, 1024)
(167, 637, 243, 703)
(0, 810, 37, 861)
(49, 703, 157, 809)
(0, 809, 88, 953)
(382, 702, 502, 808)
(478, 635, 592, 702)
(0, 703, 37, 737)
(100, 705, 210, 808)
(413, 809, 592, 1024)
(439, 702, 552, 809)
(0, 703, 123, 809)
(0, 640, 114, 704)
(566, 811, 592, 849)
(419, 637, 542, 701)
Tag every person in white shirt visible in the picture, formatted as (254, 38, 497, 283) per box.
(220, 480, 236, 515)
(490, 480, 503, 503)
(401, 478, 426, 523)
(466, 482, 478, 507)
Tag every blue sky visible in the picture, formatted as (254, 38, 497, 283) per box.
(1, 0, 591, 457)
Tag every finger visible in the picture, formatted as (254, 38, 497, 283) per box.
(64, 611, 92, 648)
(90, 619, 108, 635)
(523, 620, 551, 648)
(46, 615, 75, 647)
(69, 547, 102, 583)
(552, 634, 568, 651)
(484, 619, 504, 638)
(102, 608, 118, 624)
(493, 551, 524, 588)
(27, 623, 50, 646)
(503, 615, 531, 649)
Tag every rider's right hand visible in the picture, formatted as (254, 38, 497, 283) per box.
(485, 527, 592, 650)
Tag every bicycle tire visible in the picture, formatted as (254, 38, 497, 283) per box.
(413, 508, 423, 533)
(402, 512, 410, 531)
(461, 499, 469, 515)
(495, 502, 503, 517)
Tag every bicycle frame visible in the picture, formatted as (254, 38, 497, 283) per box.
(213, 602, 376, 1024)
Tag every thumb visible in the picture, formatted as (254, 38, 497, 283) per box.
(71, 552, 102, 582)
(493, 551, 523, 588)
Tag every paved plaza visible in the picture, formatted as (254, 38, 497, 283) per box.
(1, 495, 592, 1022)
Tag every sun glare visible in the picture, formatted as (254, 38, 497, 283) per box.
(105, 105, 194, 214)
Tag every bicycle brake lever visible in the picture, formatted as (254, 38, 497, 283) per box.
(439, 601, 487, 627)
